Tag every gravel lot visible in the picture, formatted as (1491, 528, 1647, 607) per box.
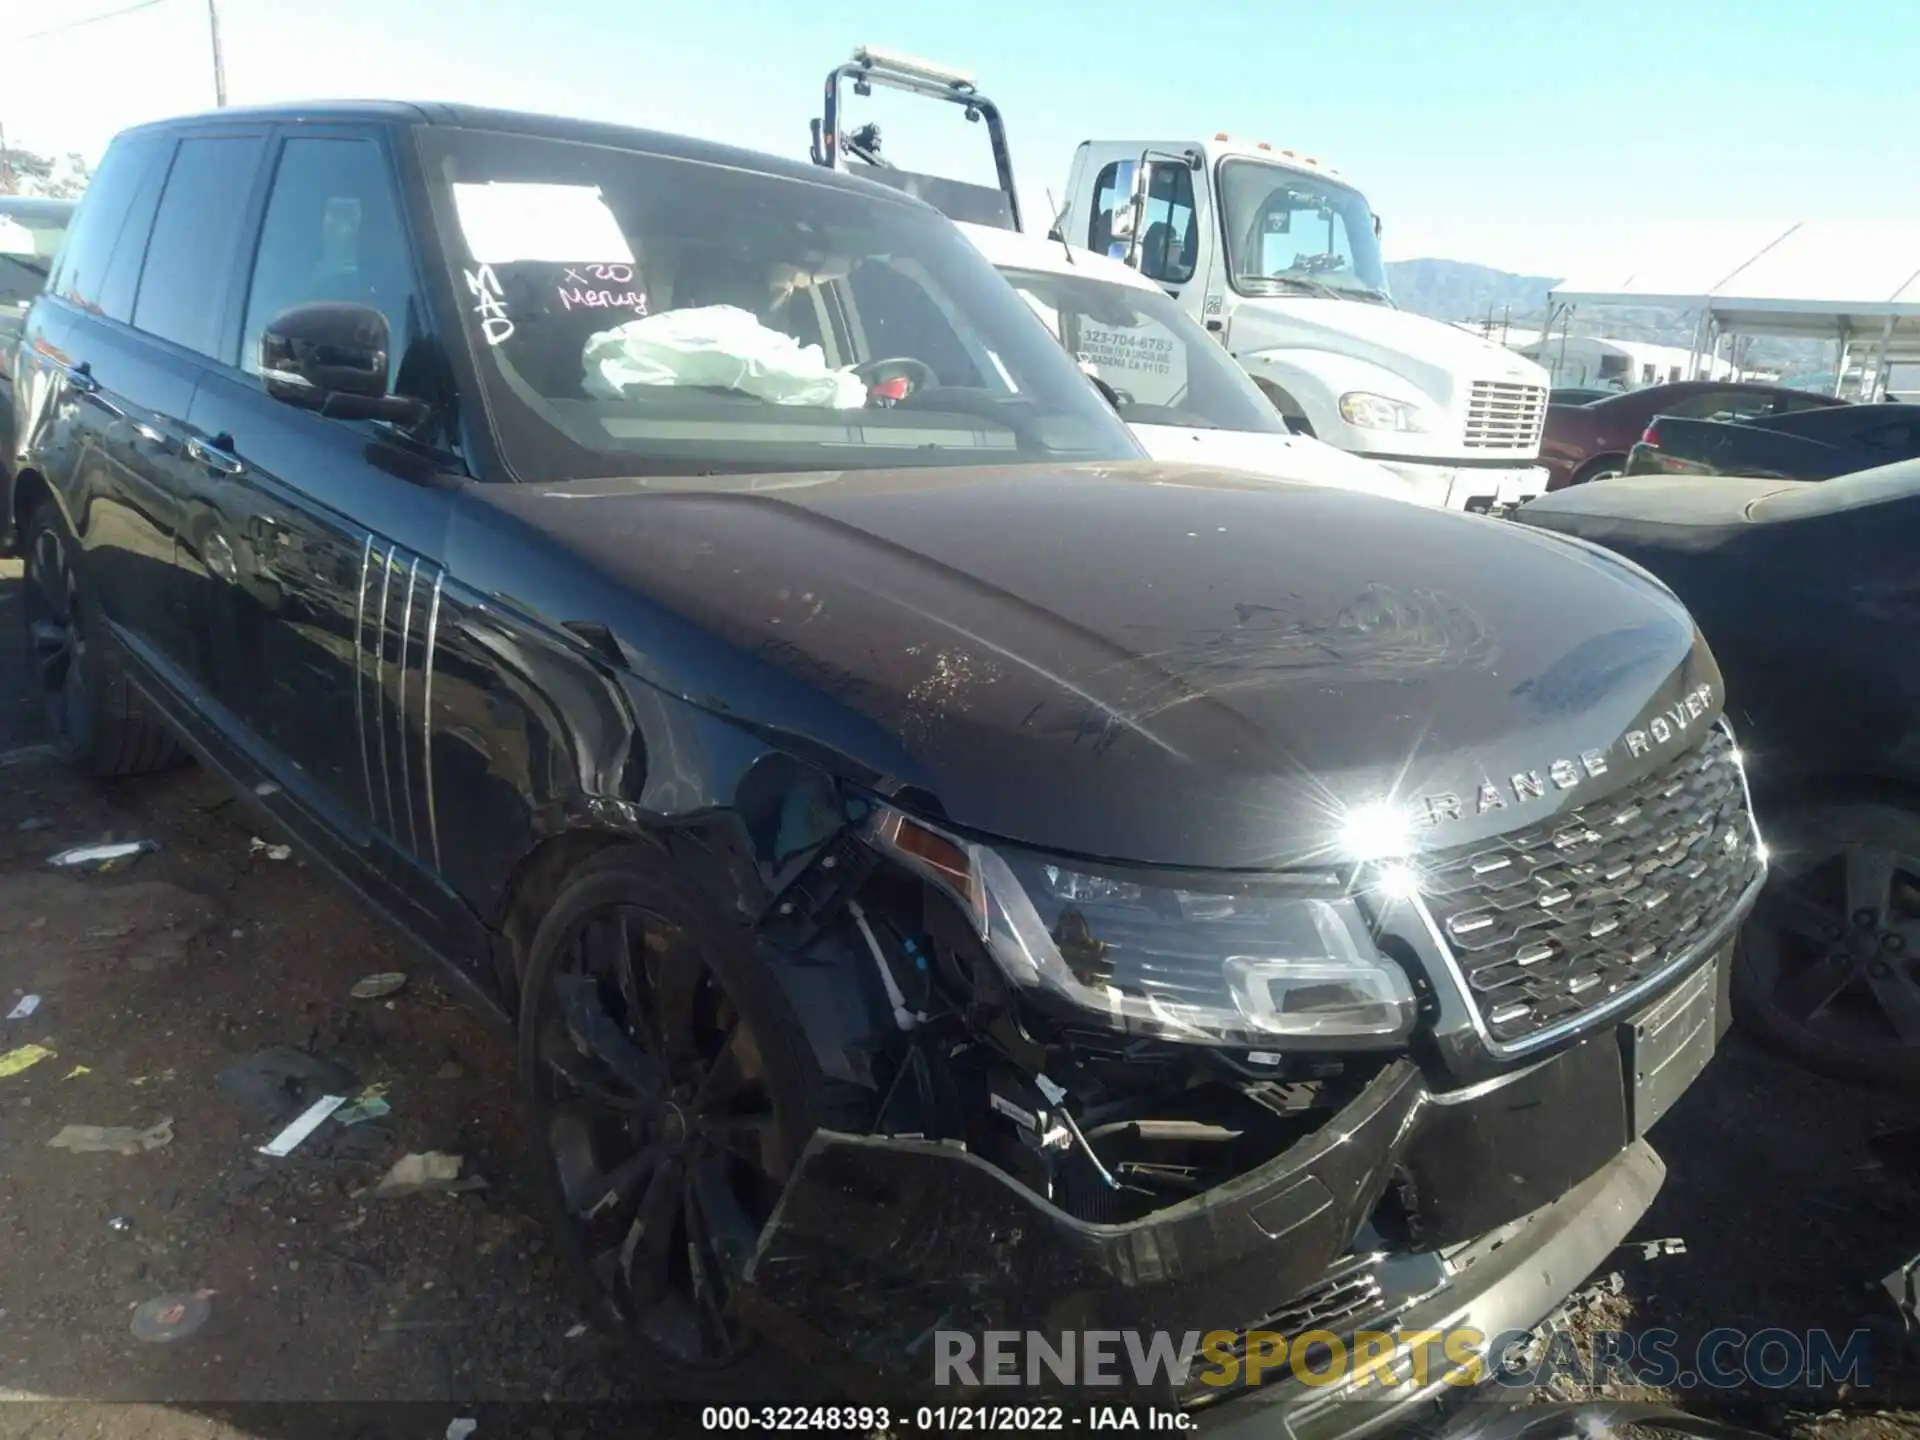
(4, 555, 1920, 1439)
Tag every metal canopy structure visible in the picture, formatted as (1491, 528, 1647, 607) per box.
(1548, 221, 1920, 397)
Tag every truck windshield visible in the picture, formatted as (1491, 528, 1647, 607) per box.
(417, 127, 1143, 482)
(1217, 160, 1389, 303)
(996, 266, 1289, 434)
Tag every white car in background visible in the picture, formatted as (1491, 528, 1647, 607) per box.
(958, 221, 1419, 504)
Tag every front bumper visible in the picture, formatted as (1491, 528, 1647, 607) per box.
(1207, 1140, 1665, 1440)
(1374, 459, 1549, 513)
(739, 943, 1737, 1414)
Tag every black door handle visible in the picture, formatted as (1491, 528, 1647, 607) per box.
(63, 361, 98, 395)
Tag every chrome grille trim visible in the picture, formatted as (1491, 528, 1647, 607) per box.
(1402, 718, 1767, 1058)
(1464, 379, 1547, 450)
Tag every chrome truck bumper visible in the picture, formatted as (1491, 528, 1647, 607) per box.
(1376, 459, 1550, 514)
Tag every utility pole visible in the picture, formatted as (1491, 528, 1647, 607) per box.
(207, 0, 228, 107)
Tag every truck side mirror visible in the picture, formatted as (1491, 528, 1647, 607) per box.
(1373, 213, 1383, 239)
(1115, 162, 1151, 268)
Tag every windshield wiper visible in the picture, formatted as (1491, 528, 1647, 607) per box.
(1239, 274, 1348, 301)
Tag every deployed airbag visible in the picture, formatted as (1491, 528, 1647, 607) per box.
(581, 304, 868, 408)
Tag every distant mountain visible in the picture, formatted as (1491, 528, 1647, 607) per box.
(1383, 257, 1825, 369)
(1384, 258, 1559, 330)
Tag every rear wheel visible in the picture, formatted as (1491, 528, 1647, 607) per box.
(1570, 453, 1628, 486)
(1732, 800, 1920, 1091)
(516, 844, 856, 1393)
(19, 500, 182, 777)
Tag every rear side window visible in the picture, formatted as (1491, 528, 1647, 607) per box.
(49, 133, 169, 322)
(1664, 390, 1779, 422)
(132, 134, 268, 358)
(240, 137, 419, 385)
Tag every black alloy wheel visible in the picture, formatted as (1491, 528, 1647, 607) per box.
(517, 847, 827, 1380)
(18, 501, 181, 777)
(1733, 799, 1920, 1091)
(22, 503, 93, 751)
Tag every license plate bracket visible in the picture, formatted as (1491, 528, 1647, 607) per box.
(1627, 948, 1726, 1137)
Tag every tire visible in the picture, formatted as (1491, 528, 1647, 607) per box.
(19, 499, 183, 778)
(1569, 454, 1628, 487)
(1731, 799, 1920, 1091)
(515, 842, 866, 1397)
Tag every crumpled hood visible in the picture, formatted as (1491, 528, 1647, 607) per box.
(475, 460, 1719, 869)
(1230, 296, 1545, 404)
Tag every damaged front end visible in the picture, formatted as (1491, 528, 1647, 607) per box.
(719, 724, 1766, 1420)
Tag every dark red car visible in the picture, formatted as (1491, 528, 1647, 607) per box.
(1541, 380, 1847, 490)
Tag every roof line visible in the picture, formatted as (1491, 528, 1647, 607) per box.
(1890, 262, 1920, 304)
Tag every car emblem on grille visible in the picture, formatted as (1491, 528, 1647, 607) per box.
(1414, 681, 1715, 827)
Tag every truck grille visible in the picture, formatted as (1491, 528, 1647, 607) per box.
(1416, 724, 1759, 1047)
(1464, 380, 1547, 450)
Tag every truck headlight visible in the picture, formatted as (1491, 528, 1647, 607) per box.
(868, 807, 1416, 1048)
(1339, 391, 1434, 433)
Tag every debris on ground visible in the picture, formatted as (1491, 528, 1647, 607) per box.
(248, 837, 292, 862)
(372, 1152, 487, 1198)
(1883, 1249, 1920, 1328)
(129, 1291, 213, 1343)
(350, 972, 408, 1000)
(6, 994, 40, 1019)
(446, 1419, 478, 1440)
(216, 1046, 357, 1122)
(62, 1064, 89, 1080)
(107, 1215, 132, 1233)
(333, 1084, 392, 1126)
(0, 1042, 55, 1078)
(15, 816, 52, 832)
(1628, 1237, 1688, 1260)
(47, 1118, 175, 1155)
(46, 839, 157, 872)
(565, 1323, 589, 1339)
(253, 781, 281, 798)
(258, 1094, 347, 1156)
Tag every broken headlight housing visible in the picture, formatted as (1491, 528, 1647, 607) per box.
(868, 807, 1415, 1050)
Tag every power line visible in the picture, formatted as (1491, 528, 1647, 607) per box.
(12, 0, 170, 43)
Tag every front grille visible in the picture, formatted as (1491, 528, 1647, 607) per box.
(1178, 1255, 1387, 1400)
(1417, 723, 1759, 1047)
(1464, 379, 1547, 449)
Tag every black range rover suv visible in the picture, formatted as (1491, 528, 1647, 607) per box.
(8, 101, 1765, 1436)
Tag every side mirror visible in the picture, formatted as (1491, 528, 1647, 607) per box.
(1117, 162, 1153, 269)
(260, 302, 427, 426)
(1373, 213, 1383, 239)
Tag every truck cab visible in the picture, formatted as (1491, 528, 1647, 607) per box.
(1059, 138, 1553, 513)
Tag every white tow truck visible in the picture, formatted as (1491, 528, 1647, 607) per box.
(1060, 138, 1552, 512)
(811, 46, 1552, 514)
(808, 47, 1417, 503)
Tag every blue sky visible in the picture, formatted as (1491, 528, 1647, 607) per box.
(7, 0, 1913, 279)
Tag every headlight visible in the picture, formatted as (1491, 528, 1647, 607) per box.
(868, 807, 1416, 1049)
(1338, 391, 1434, 432)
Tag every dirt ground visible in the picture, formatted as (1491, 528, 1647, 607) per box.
(5, 553, 1920, 1440)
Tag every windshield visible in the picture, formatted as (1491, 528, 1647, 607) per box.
(0, 199, 74, 318)
(1217, 159, 1388, 302)
(995, 266, 1289, 434)
(416, 128, 1143, 482)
